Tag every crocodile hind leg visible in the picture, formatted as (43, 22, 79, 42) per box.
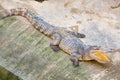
(76, 33, 86, 38)
(50, 45, 60, 52)
(70, 53, 81, 67)
(50, 33, 61, 52)
(66, 30, 86, 38)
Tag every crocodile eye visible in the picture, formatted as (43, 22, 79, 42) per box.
(92, 46, 100, 50)
(93, 47, 99, 50)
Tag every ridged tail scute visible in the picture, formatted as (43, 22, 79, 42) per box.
(0, 8, 40, 24)
(0, 8, 55, 36)
(0, 8, 37, 28)
(0, 8, 27, 20)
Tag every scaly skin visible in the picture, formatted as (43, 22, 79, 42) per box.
(0, 8, 110, 67)
(0, 8, 85, 38)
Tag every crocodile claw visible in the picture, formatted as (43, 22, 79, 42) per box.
(70, 55, 79, 67)
(73, 60, 79, 67)
(50, 45, 60, 52)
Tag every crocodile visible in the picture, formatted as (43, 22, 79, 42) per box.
(0, 8, 110, 67)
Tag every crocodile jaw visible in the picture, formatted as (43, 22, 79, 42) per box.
(89, 50, 111, 63)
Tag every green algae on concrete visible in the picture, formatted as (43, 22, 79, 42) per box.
(0, 14, 89, 80)
(0, 66, 21, 80)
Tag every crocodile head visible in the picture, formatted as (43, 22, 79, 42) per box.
(89, 46, 111, 64)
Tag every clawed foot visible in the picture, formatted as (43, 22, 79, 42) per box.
(77, 33, 86, 38)
(70, 53, 80, 67)
(50, 45, 60, 52)
(70, 57, 79, 67)
(71, 59, 79, 67)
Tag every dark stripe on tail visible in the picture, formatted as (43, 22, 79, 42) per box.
(0, 8, 55, 36)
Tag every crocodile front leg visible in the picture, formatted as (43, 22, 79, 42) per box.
(50, 33, 61, 52)
(70, 53, 82, 67)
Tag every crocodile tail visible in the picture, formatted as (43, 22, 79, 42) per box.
(0, 8, 27, 19)
(0, 8, 40, 30)
(0, 8, 55, 36)
(0, 8, 38, 24)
